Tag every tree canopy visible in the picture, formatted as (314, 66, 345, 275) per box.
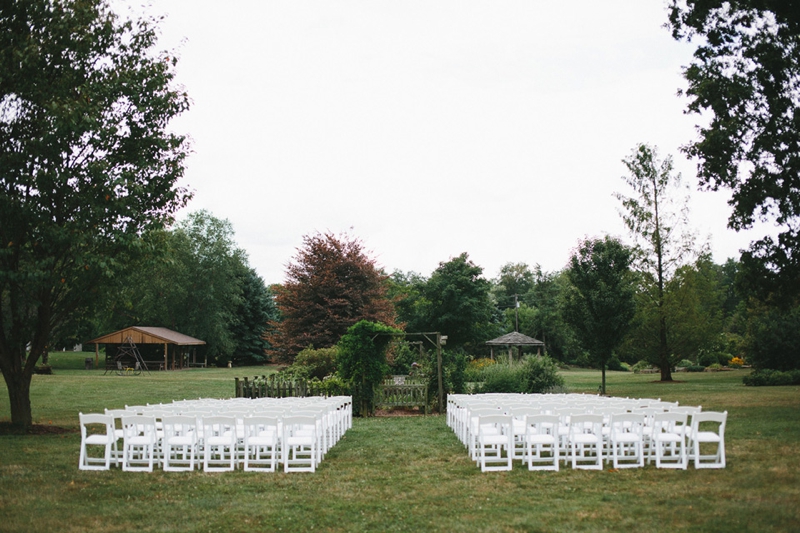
(564, 236, 636, 394)
(269, 232, 396, 360)
(418, 253, 496, 351)
(0, 0, 190, 427)
(668, 1, 800, 301)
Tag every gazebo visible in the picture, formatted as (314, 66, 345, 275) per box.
(87, 326, 206, 371)
(485, 331, 545, 363)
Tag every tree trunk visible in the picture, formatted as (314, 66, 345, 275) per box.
(601, 365, 607, 395)
(3, 368, 33, 428)
(659, 313, 673, 381)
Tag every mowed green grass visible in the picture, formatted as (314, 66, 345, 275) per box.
(1, 352, 799, 532)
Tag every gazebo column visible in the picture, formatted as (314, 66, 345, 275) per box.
(508, 347, 513, 364)
(164, 343, 168, 371)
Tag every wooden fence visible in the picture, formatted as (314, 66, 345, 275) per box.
(374, 376, 429, 414)
(235, 374, 429, 412)
(234, 375, 324, 399)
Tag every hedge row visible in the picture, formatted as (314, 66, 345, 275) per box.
(743, 369, 800, 386)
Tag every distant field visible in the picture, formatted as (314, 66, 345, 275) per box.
(1, 354, 798, 532)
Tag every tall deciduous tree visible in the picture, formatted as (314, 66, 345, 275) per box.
(564, 236, 636, 395)
(615, 143, 697, 381)
(420, 253, 496, 351)
(269, 232, 396, 361)
(668, 1, 800, 301)
(0, 0, 190, 427)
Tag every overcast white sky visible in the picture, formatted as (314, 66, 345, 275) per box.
(126, 0, 772, 285)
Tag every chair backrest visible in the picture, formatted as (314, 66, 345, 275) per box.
(526, 414, 560, 435)
(244, 416, 279, 438)
(202, 416, 237, 439)
(477, 414, 513, 435)
(568, 414, 604, 436)
(691, 411, 727, 433)
(80, 413, 113, 437)
(609, 413, 645, 434)
(283, 415, 318, 437)
(653, 411, 688, 434)
(162, 415, 197, 438)
(121, 415, 157, 440)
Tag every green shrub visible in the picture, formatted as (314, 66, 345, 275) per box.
(318, 374, 351, 396)
(388, 343, 419, 375)
(698, 352, 731, 367)
(476, 362, 525, 393)
(632, 360, 652, 373)
(519, 355, 565, 393)
(607, 355, 626, 372)
(743, 368, 800, 386)
(292, 346, 338, 380)
(708, 363, 723, 370)
(573, 353, 591, 368)
(686, 365, 705, 372)
(464, 357, 494, 382)
(676, 359, 694, 368)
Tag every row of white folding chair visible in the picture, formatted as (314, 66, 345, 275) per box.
(81, 412, 313, 472)
(470, 409, 725, 471)
(88, 396, 352, 472)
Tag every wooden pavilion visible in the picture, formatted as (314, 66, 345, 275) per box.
(485, 331, 545, 363)
(87, 326, 206, 371)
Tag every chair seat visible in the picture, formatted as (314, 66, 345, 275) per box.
(526, 434, 556, 445)
(694, 431, 721, 443)
(572, 434, 600, 445)
(85, 434, 113, 445)
(167, 436, 194, 446)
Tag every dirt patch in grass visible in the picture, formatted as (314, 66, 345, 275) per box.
(0, 422, 77, 436)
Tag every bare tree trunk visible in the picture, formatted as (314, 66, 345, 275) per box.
(4, 371, 33, 428)
(659, 314, 673, 381)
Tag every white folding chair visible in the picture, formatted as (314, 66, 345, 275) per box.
(689, 411, 727, 469)
(651, 412, 688, 469)
(609, 413, 645, 469)
(121, 415, 158, 472)
(283, 415, 317, 473)
(162, 415, 198, 472)
(202, 416, 238, 472)
(510, 407, 541, 461)
(477, 414, 514, 472)
(78, 413, 116, 471)
(524, 414, 560, 471)
(243, 416, 280, 472)
(567, 414, 604, 470)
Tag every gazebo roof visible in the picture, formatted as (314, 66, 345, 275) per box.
(87, 326, 206, 346)
(485, 331, 545, 347)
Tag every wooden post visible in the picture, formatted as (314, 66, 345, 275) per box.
(95, 343, 99, 368)
(163, 343, 168, 371)
(436, 333, 444, 414)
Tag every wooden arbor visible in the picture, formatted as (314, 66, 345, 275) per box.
(87, 326, 206, 371)
(485, 331, 545, 363)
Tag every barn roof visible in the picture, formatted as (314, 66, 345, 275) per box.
(87, 326, 206, 346)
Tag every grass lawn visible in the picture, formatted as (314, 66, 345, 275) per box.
(1, 352, 799, 532)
